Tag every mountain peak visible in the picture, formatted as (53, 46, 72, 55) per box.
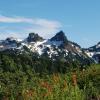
(4, 37, 19, 44)
(27, 33, 44, 42)
(6, 37, 17, 41)
(50, 31, 68, 43)
(97, 42, 100, 45)
(56, 30, 65, 35)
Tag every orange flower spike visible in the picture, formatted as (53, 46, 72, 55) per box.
(47, 84, 52, 93)
(72, 72, 77, 86)
(41, 81, 53, 97)
(64, 80, 67, 88)
(41, 81, 49, 89)
(52, 73, 60, 83)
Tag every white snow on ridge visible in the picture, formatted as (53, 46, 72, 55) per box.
(22, 40, 64, 55)
(96, 44, 100, 48)
(85, 51, 94, 57)
(95, 52, 100, 55)
(0, 35, 93, 59)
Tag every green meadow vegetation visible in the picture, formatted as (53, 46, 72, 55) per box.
(0, 52, 100, 100)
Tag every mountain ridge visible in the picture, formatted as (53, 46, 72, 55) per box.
(84, 42, 100, 63)
(0, 31, 98, 64)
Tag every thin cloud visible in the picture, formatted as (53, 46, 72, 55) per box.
(0, 15, 62, 28)
(0, 15, 62, 39)
(34, 19, 62, 28)
(0, 15, 33, 23)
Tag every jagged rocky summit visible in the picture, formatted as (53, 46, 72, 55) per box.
(0, 30, 98, 63)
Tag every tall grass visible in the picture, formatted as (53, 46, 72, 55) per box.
(0, 64, 100, 100)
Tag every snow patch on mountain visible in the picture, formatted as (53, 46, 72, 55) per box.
(0, 31, 95, 63)
(84, 42, 100, 63)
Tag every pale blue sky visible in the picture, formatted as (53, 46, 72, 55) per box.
(0, 0, 100, 47)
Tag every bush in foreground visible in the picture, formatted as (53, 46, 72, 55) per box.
(0, 64, 100, 100)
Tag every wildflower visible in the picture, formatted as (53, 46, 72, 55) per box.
(72, 72, 77, 86)
(23, 89, 36, 100)
(52, 73, 60, 83)
(62, 80, 68, 91)
(41, 81, 52, 91)
(41, 81, 52, 97)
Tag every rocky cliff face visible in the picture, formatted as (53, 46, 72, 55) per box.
(27, 33, 44, 42)
(50, 31, 68, 43)
(84, 42, 100, 63)
(0, 31, 94, 65)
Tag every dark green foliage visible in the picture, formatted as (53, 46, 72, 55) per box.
(0, 50, 84, 73)
(0, 50, 99, 99)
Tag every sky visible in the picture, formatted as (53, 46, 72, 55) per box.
(0, 0, 100, 48)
